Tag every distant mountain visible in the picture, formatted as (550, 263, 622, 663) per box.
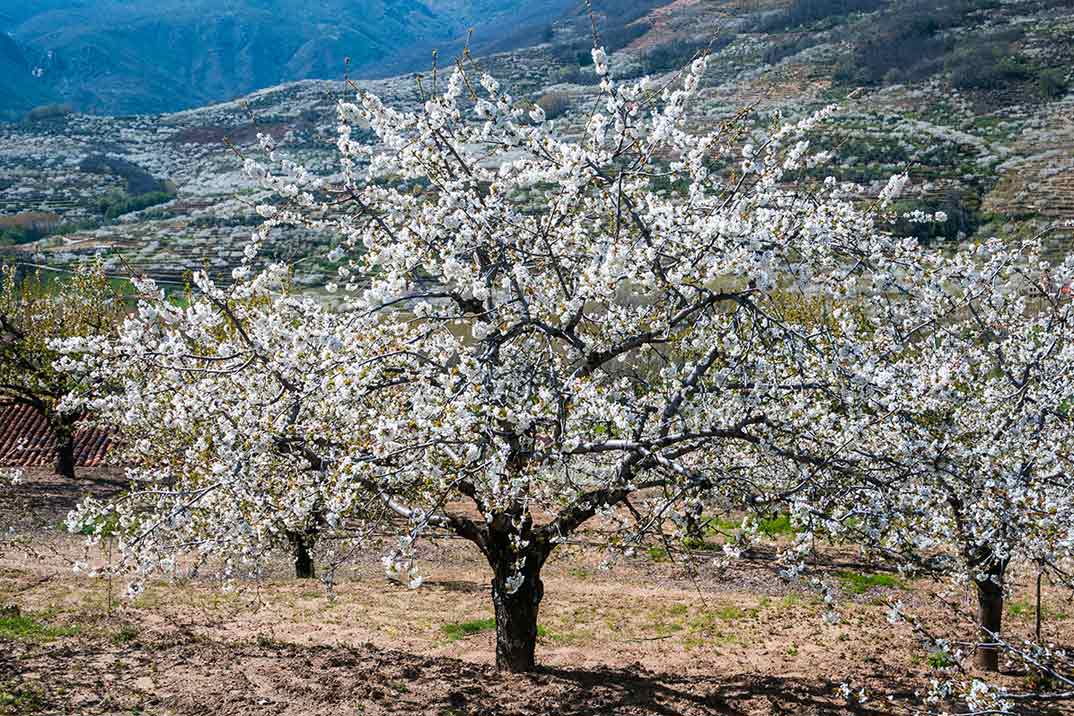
(1, 0, 574, 117)
(0, 33, 52, 116)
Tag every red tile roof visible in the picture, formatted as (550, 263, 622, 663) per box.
(0, 401, 115, 468)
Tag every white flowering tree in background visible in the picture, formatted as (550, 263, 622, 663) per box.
(807, 236, 1074, 708)
(61, 267, 401, 583)
(0, 262, 123, 479)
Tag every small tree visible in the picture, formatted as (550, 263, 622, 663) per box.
(0, 263, 122, 478)
(62, 269, 396, 582)
(69, 49, 908, 672)
(824, 237, 1074, 675)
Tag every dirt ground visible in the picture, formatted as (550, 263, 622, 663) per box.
(1, 470, 1072, 715)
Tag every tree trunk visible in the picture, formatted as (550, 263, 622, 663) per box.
(54, 431, 76, 480)
(974, 563, 1006, 672)
(490, 556, 544, 673)
(288, 533, 316, 579)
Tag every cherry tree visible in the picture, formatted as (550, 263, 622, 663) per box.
(249, 51, 917, 671)
(61, 267, 401, 583)
(812, 235, 1074, 703)
(0, 263, 123, 479)
(66, 50, 915, 672)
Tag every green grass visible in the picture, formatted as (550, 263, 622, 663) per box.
(757, 514, 795, 537)
(708, 516, 741, 532)
(780, 593, 805, 608)
(113, 624, 139, 644)
(647, 546, 670, 562)
(0, 681, 47, 715)
(440, 618, 553, 642)
(1008, 599, 1067, 620)
(0, 611, 79, 643)
(837, 571, 903, 594)
(1009, 599, 1031, 616)
(441, 618, 497, 642)
(712, 605, 749, 621)
(928, 650, 955, 669)
(680, 536, 721, 551)
(705, 512, 796, 538)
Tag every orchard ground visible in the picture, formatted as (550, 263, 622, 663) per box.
(2, 470, 1071, 716)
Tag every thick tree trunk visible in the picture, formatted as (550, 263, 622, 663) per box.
(974, 562, 1006, 672)
(54, 431, 76, 480)
(490, 557, 544, 673)
(288, 533, 316, 579)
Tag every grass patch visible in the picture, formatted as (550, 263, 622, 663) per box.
(666, 603, 689, 617)
(928, 650, 955, 669)
(705, 512, 796, 538)
(441, 618, 496, 642)
(441, 618, 553, 642)
(0, 681, 47, 715)
(712, 605, 749, 621)
(642, 604, 691, 637)
(1008, 600, 1067, 620)
(0, 609, 79, 643)
(708, 516, 742, 532)
(113, 624, 139, 644)
(1009, 599, 1032, 616)
(757, 514, 795, 537)
(780, 593, 805, 608)
(837, 571, 903, 594)
(687, 603, 760, 637)
(680, 536, 721, 551)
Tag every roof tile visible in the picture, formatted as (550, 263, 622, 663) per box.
(0, 401, 116, 468)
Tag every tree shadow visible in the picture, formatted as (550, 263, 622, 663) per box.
(1, 468, 127, 529)
(6, 624, 1070, 716)
(422, 578, 488, 594)
(516, 665, 892, 716)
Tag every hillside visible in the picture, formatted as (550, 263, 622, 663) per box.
(0, 0, 583, 117)
(0, 0, 1071, 289)
(0, 34, 51, 114)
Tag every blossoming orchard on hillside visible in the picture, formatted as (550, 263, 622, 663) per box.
(18, 45, 1072, 713)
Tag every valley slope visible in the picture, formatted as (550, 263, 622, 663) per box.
(1, 0, 578, 117)
(0, 0, 1071, 290)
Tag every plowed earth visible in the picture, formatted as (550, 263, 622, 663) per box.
(2, 471, 1071, 715)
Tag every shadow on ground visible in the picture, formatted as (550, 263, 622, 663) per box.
(2, 469, 126, 531)
(2, 628, 985, 716)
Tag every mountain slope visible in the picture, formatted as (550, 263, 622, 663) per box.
(0, 33, 53, 118)
(1, 0, 1070, 289)
(2, 0, 571, 116)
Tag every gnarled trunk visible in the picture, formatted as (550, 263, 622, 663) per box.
(481, 510, 550, 673)
(288, 532, 316, 579)
(973, 559, 1006, 672)
(490, 556, 544, 673)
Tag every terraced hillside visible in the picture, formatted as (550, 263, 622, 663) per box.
(1, 0, 1071, 288)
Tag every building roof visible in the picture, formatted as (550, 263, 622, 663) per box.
(0, 401, 114, 468)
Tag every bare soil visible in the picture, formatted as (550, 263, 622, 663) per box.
(1, 470, 1071, 715)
